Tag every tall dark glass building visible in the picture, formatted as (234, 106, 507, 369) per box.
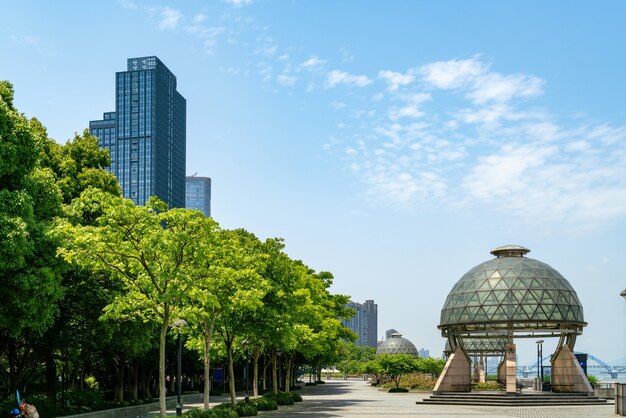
(90, 56, 186, 208)
(185, 176, 211, 217)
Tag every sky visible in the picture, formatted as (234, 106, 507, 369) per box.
(2, 1, 625, 369)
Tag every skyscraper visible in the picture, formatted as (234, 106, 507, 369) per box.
(90, 56, 186, 208)
(186, 176, 211, 217)
(341, 300, 378, 348)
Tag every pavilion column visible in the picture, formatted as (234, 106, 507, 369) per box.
(433, 345, 471, 393)
(479, 356, 486, 383)
(473, 356, 479, 382)
(551, 344, 593, 393)
(505, 343, 517, 395)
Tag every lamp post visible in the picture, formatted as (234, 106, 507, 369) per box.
(173, 319, 188, 416)
(536, 339, 544, 383)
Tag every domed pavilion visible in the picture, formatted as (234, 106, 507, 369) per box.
(433, 245, 593, 395)
(376, 332, 419, 357)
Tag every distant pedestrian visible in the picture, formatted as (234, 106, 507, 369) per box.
(18, 400, 39, 418)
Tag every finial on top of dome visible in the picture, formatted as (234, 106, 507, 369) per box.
(490, 245, 530, 258)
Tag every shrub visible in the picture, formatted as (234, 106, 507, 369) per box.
(262, 392, 294, 405)
(289, 385, 301, 391)
(235, 400, 257, 417)
(289, 391, 303, 402)
(388, 387, 409, 393)
(213, 403, 243, 418)
(250, 397, 278, 411)
(209, 389, 223, 396)
(472, 382, 502, 391)
(183, 407, 238, 418)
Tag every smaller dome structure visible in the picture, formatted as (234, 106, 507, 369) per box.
(376, 333, 419, 357)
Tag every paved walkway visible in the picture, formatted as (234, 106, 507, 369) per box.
(250, 380, 616, 418)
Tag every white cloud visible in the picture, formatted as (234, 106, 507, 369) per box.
(277, 73, 297, 86)
(420, 58, 486, 89)
(300, 57, 326, 69)
(469, 73, 543, 104)
(388, 106, 424, 120)
(225, 0, 253, 6)
(325, 70, 373, 88)
(158, 7, 182, 30)
(193, 14, 207, 24)
(118, 0, 138, 9)
(378, 70, 414, 91)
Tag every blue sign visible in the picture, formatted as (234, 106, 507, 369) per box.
(213, 368, 224, 383)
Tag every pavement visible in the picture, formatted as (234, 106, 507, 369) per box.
(139, 379, 618, 417)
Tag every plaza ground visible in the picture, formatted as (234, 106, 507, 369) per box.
(143, 379, 617, 418)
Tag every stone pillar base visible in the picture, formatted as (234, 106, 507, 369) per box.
(433, 345, 471, 393)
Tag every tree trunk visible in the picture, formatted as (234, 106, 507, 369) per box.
(284, 354, 293, 393)
(45, 350, 56, 406)
(203, 313, 216, 410)
(113, 357, 125, 402)
(262, 358, 268, 391)
(252, 348, 261, 398)
(130, 360, 139, 401)
(270, 350, 278, 394)
(226, 337, 236, 406)
(159, 311, 170, 418)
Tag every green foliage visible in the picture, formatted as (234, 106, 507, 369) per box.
(0, 81, 64, 346)
(234, 400, 258, 416)
(250, 397, 278, 411)
(262, 391, 294, 405)
(289, 391, 303, 402)
(587, 374, 598, 386)
(376, 354, 420, 389)
(472, 381, 503, 390)
(388, 387, 409, 392)
(183, 407, 238, 418)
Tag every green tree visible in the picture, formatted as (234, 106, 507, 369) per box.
(55, 190, 210, 418)
(377, 354, 419, 389)
(0, 81, 64, 391)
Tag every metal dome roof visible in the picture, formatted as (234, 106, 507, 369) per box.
(376, 333, 419, 357)
(439, 246, 586, 335)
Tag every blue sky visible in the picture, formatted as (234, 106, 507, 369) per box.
(2, 1, 626, 368)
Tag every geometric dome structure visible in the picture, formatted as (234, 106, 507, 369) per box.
(433, 245, 593, 395)
(439, 245, 586, 344)
(376, 332, 419, 357)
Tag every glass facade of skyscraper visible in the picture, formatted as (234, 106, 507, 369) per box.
(185, 176, 211, 217)
(90, 56, 186, 208)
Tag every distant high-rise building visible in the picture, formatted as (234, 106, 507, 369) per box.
(90, 56, 186, 208)
(418, 348, 430, 358)
(385, 329, 399, 340)
(341, 299, 378, 348)
(186, 176, 211, 217)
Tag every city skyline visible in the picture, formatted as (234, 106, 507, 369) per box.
(2, 1, 625, 366)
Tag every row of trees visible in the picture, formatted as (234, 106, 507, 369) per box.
(0, 81, 355, 417)
(334, 343, 445, 390)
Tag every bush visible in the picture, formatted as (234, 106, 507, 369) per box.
(235, 400, 257, 417)
(250, 397, 278, 411)
(472, 382, 502, 391)
(289, 391, 303, 402)
(213, 403, 245, 418)
(209, 389, 223, 396)
(289, 385, 301, 391)
(183, 407, 238, 418)
(388, 387, 409, 393)
(262, 392, 294, 405)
